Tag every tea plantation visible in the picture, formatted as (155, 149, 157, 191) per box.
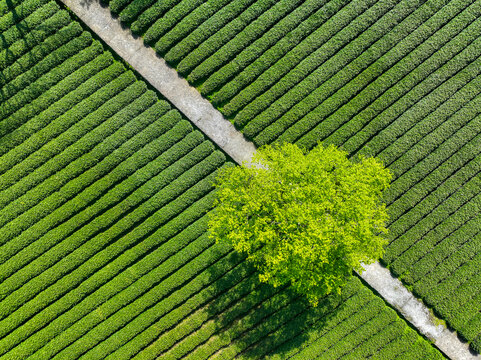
(107, 0, 481, 353)
(0, 0, 445, 359)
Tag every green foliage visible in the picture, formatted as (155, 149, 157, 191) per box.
(153, 0, 232, 55)
(143, 0, 204, 46)
(176, 0, 277, 77)
(106, 0, 481, 350)
(117, 0, 157, 24)
(0, 2, 229, 357)
(200, 0, 337, 98)
(186, 0, 302, 84)
(208, 143, 391, 305)
(0, 0, 452, 357)
(228, 0, 381, 125)
(109, 0, 131, 14)
(130, 0, 182, 35)
(164, 0, 256, 65)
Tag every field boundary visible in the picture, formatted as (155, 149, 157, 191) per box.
(61, 0, 256, 166)
(58, 0, 478, 358)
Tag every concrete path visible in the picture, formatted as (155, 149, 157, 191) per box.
(360, 262, 478, 359)
(61, 0, 478, 359)
(63, 0, 256, 166)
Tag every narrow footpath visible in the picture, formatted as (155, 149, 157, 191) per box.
(62, 1, 478, 358)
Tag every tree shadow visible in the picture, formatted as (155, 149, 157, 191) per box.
(1, 0, 24, 69)
(79, 0, 95, 10)
(1, 0, 34, 104)
(199, 246, 349, 359)
(0, 0, 62, 137)
(79, 0, 111, 11)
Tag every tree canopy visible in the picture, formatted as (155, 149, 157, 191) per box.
(208, 143, 392, 306)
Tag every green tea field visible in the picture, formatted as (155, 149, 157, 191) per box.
(106, 0, 481, 353)
(0, 0, 446, 359)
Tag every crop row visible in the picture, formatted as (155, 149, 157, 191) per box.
(421, 242, 481, 312)
(166, 0, 313, 75)
(385, 117, 481, 229)
(432, 271, 481, 348)
(200, 295, 306, 360)
(0, 56, 126, 152)
(106, 0, 480, 160)
(64, 256, 441, 360)
(1, 1, 449, 358)
(225, 0, 383, 123)
(379, 76, 481, 193)
(413, 232, 481, 301)
(116, 0, 170, 25)
(7, 199, 227, 359)
(387, 157, 481, 270)
(245, 286, 358, 360)
(0, 70, 137, 239)
(256, 0, 461, 146)
(290, 297, 442, 359)
(380, 87, 481, 233)
(1, 192, 223, 358)
(0, 145, 223, 319)
(30, 195, 223, 357)
(378, 114, 481, 347)
(151, 0, 233, 55)
(0, 0, 58, 47)
(163, 0, 257, 66)
(293, 0, 480, 150)
(388, 119, 481, 244)
(1, 23, 86, 100)
(318, 1, 477, 156)
(109, 0, 137, 14)
(0, 4, 238, 359)
(382, 101, 481, 255)
(0, 76, 145, 219)
(347, 20, 481, 161)
(85, 256, 272, 360)
(2, 14, 75, 110)
(0, 0, 37, 17)
(184, 0, 303, 84)
(233, 0, 415, 133)
(270, 278, 442, 360)
(114, 272, 440, 360)
(0, 122, 228, 357)
(282, 0, 480, 149)
(198, 0, 341, 99)
(271, 280, 370, 359)
(167, 284, 292, 360)
(389, 151, 481, 268)
(0, 114, 193, 281)
(142, 0, 205, 46)
(175, 0, 278, 77)
(0, 6, 70, 74)
(139, 253, 295, 359)
(0, 41, 106, 154)
(0, 22, 78, 88)
(204, 0, 349, 107)
(104, 257, 259, 359)
(129, 0, 182, 35)
(0, 89, 158, 210)
(0, 114, 226, 352)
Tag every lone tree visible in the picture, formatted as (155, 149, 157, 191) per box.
(208, 143, 392, 306)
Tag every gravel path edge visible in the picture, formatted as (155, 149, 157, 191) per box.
(59, 1, 478, 358)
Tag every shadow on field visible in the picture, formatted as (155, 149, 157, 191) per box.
(1, 0, 30, 83)
(1, 0, 34, 110)
(200, 247, 347, 359)
(79, 0, 110, 11)
(0, 0, 57, 139)
(79, 0, 95, 10)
